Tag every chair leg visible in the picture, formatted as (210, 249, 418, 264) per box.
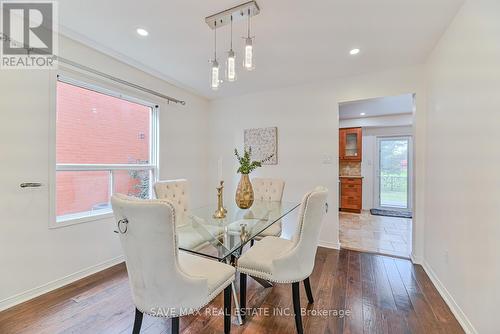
(132, 308, 143, 334)
(292, 282, 304, 334)
(250, 239, 255, 247)
(224, 285, 232, 334)
(303, 277, 314, 304)
(240, 273, 247, 321)
(171, 317, 179, 334)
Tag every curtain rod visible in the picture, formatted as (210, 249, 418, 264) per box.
(0, 33, 186, 105)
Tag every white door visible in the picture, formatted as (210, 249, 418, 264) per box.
(375, 136, 412, 210)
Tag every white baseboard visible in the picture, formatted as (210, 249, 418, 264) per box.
(318, 240, 341, 250)
(0, 256, 124, 312)
(410, 253, 423, 264)
(422, 261, 477, 334)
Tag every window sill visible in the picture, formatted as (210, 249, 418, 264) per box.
(49, 211, 114, 229)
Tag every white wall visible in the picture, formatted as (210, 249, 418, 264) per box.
(339, 113, 413, 128)
(424, 0, 500, 333)
(208, 65, 426, 252)
(0, 36, 209, 310)
(208, 82, 340, 249)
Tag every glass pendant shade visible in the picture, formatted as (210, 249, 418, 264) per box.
(226, 49, 237, 82)
(210, 59, 220, 90)
(243, 37, 255, 71)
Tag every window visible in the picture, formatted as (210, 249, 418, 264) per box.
(55, 77, 158, 223)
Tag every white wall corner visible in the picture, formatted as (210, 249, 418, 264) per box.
(422, 261, 478, 334)
(0, 256, 124, 312)
(410, 252, 423, 265)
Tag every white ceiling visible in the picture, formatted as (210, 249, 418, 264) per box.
(58, 0, 464, 99)
(339, 94, 414, 119)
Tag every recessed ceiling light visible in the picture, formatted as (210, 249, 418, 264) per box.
(360, 112, 366, 116)
(136, 28, 149, 37)
(350, 48, 360, 55)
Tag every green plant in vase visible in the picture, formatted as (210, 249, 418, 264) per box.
(234, 147, 274, 209)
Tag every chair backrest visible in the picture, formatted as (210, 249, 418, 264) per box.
(252, 178, 285, 201)
(111, 194, 206, 316)
(154, 179, 189, 226)
(289, 187, 329, 273)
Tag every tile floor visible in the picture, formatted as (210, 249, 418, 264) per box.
(339, 210, 412, 258)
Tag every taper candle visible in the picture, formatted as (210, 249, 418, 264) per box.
(217, 157, 223, 181)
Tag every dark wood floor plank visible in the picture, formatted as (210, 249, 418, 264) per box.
(394, 259, 455, 334)
(372, 255, 397, 311)
(0, 249, 465, 334)
(304, 247, 336, 334)
(411, 265, 464, 333)
(343, 251, 363, 334)
(381, 257, 416, 334)
(360, 252, 388, 334)
(381, 257, 412, 313)
(324, 247, 349, 333)
(383, 309, 411, 334)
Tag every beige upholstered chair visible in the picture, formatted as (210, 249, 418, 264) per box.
(237, 187, 329, 334)
(252, 178, 285, 202)
(154, 179, 212, 250)
(252, 178, 285, 242)
(154, 179, 190, 226)
(111, 194, 235, 334)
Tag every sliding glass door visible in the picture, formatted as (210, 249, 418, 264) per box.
(377, 137, 412, 209)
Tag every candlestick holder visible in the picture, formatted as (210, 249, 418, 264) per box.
(213, 180, 227, 219)
(221, 180, 228, 214)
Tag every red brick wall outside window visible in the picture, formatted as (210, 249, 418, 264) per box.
(56, 81, 152, 219)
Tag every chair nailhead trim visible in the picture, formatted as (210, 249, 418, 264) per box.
(136, 276, 235, 319)
(236, 266, 310, 284)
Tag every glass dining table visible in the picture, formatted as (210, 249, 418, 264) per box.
(177, 199, 300, 325)
(177, 200, 300, 262)
(110, 198, 299, 325)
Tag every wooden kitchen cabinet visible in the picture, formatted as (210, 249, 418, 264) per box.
(340, 177, 362, 213)
(339, 127, 362, 161)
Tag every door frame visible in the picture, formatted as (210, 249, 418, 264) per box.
(374, 135, 413, 210)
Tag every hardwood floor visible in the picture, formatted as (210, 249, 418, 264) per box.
(0, 248, 464, 334)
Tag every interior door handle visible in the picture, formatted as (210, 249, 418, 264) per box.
(20, 182, 43, 188)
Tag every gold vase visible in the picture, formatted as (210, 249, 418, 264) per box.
(235, 174, 254, 209)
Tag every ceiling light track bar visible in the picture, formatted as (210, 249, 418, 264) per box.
(205, 1, 260, 29)
(0, 33, 186, 106)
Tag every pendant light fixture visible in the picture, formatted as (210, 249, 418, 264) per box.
(210, 20, 220, 90)
(243, 8, 255, 71)
(225, 15, 237, 82)
(205, 1, 260, 90)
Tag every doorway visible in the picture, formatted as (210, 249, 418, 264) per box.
(338, 94, 414, 259)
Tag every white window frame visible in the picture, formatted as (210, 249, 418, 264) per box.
(50, 74, 159, 228)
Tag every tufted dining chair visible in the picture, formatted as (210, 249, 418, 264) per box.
(154, 179, 213, 251)
(111, 194, 235, 334)
(236, 187, 328, 334)
(154, 179, 190, 226)
(252, 178, 285, 202)
(252, 178, 285, 242)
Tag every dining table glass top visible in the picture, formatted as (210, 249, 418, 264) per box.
(178, 200, 300, 261)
